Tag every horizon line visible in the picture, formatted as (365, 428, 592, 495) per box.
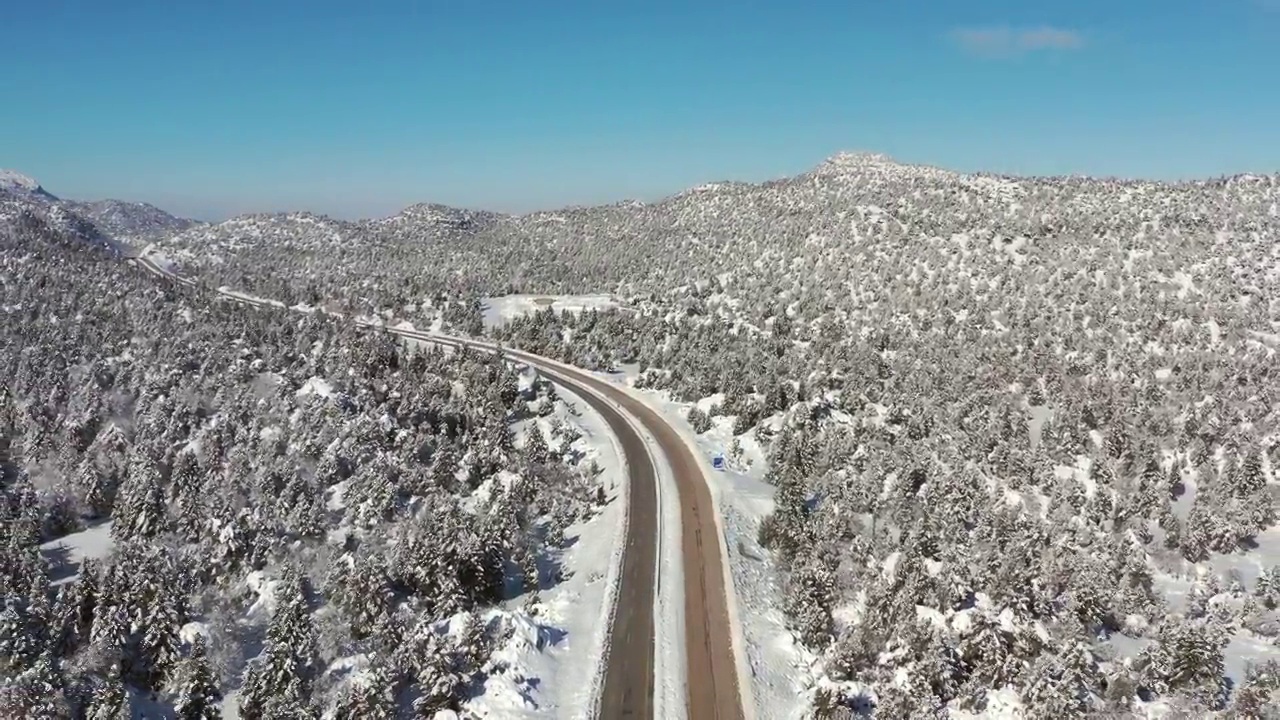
(7, 151, 1279, 225)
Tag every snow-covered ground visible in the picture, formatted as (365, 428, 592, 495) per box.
(481, 294, 619, 331)
(40, 520, 116, 587)
(1145, 446, 1280, 695)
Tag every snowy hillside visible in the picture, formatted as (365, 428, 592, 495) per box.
(483, 159, 1280, 717)
(1, 213, 627, 718)
(0, 168, 196, 250)
(142, 148, 1280, 715)
(63, 199, 200, 243)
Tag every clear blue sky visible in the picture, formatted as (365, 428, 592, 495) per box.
(2, 0, 1277, 220)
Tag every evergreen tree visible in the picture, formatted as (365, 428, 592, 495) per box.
(0, 652, 71, 719)
(331, 669, 396, 720)
(408, 633, 462, 716)
(1181, 498, 1216, 562)
(783, 552, 835, 649)
(428, 442, 459, 491)
(237, 571, 320, 719)
(686, 405, 712, 434)
(1230, 448, 1266, 497)
(137, 603, 182, 688)
(83, 680, 130, 720)
(173, 635, 222, 720)
(0, 599, 37, 676)
(524, 425, 549, 465)
(77, 459, 115, 519)
(111, 452, 169, 541)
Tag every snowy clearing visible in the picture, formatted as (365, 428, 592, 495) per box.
(482, 294, 620, 330)
(40, 520, 116, 587)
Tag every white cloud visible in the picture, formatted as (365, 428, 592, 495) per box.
(951, 25, 1085, 57)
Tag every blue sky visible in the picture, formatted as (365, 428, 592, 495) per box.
(2, 0, 1277, 220)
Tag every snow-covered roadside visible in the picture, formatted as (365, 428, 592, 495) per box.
(138, 243, 180, 273)
(591, 370, 801, 720)
(124, 260, 680, 715)
(471, 378, 631, 718)
(383, 335, 636, 718)
(36, 352, 631, 719)
(216, 371, 635, 720)
(478, 345, 688, 720)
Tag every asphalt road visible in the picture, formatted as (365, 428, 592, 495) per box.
(604, 384, 745, 720)
(132, 256, 745, 719)
(485, 343, 745, 720)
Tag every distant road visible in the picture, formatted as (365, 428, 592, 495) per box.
(131, 256, 745, 719)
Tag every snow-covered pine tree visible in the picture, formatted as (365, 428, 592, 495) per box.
(524, 424, 550, 465)
(686, 405, 712, 434)
(783, 551, 835, 649)
(330, 668, 396, 720)
(237, 569, 320, 719)
(172, 635, 222, 720)
(110, 451, 169, 541)
(83, 679, 131, 720)
(0, 652, 71, 719)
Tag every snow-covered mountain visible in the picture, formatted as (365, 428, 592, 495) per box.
(63, 198, 200, 242)
(0, 176, 121, 255)
(370, 202, 503, 233)
(0, 168, 199, 249)
(138, 150, 1280, 325)
(0, 169, 58, 201)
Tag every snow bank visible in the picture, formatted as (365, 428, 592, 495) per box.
(295, 376, 335, 399)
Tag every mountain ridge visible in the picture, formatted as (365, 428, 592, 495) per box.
(5, 152, 1278, 234)
(0, 169, 58, 201)
(0, 169, 200, 244)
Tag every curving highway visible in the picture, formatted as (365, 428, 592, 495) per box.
(130, 254, 745, 719)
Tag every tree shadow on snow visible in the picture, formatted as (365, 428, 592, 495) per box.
(42, 544, 76, 583)
(41, 518, 113, 585)
(536, 544, 571, 592)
